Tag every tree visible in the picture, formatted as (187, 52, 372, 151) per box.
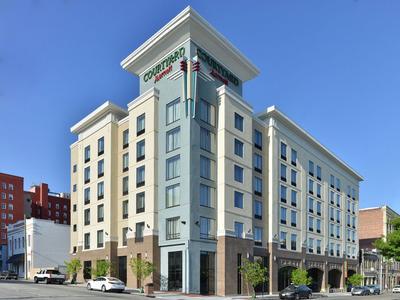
(347, 274, 363, 287)
(129, 257, 155, 292)
(239, 259, 268, 299)
(64, 258, 82, 284)
(91, 260, 112, 277)
(374, 217, 400, 260)
(290, 268, 312, 286)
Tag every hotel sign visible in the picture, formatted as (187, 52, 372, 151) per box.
(196, 48, 239, 86)
(143, 47, 186, 83)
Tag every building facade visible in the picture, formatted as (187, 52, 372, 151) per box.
(359, 206, 400, 289)
(0, 173, 24, 271)
(7, 218, 70, 279)
(70, 7, 363, 295)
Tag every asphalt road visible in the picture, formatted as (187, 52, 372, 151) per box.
(0, 280, 148, 300)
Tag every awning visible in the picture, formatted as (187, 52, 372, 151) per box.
(6, 253, 24, 264)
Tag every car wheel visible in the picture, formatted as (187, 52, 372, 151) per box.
(87, 283, 91, 290)
(101, 285, 106, 293)
(34, 277, 38, 284)
(308, 292, 312, 299)
(44, 278, 48, 284)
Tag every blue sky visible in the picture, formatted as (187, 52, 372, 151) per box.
(1, 1, 399, 211)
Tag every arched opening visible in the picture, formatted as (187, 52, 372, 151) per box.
(346, 269, 357, 292)
(278, 266, 297, 291)
(328, 269, 342, 289)
(308, 268, 323, 292)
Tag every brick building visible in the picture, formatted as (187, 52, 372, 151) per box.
(0, 173, 24, 271)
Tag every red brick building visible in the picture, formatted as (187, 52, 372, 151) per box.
(0, 173, 24, 271)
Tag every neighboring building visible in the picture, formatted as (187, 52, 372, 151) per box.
(359, 206, 400, 289)
(0, 173, 24, 271)
(7, 218, 70, 279)
(25, 183, 71, 225)
(69, 7, 363, 295)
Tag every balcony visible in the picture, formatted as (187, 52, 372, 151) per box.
(200, 233, 216, 240)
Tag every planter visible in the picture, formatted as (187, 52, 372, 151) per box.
(145, 283, 154, 295)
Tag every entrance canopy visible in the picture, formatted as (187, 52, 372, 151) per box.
(6, 253, 24, 264)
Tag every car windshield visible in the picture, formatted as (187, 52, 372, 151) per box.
(283, 285, 296, 291)
(107, 277, 121, 281)
(395, 286, 400, 288)
(47, 270, 60, 274)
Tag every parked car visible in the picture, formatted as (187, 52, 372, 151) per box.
(34, 269, 65, 284)
(351, 286, 370, 296)
(86, 277, 125, 293)
(393, 285, 400, 293)
(366, 285, 380, 295)
(0, 271, 18, 280)
(279, 284, 312, 299)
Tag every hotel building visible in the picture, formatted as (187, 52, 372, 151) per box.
(69, 7, 363, 295)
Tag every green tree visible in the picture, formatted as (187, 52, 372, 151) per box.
(129, 257, 155, 292)
(374, 217, 400, 260)
(239, 259, 268, 299)
(91, 260, 112, 277)
(64, 258, 82, 284)
(347, 274, 363, 287)
(290, 268, 312, 286)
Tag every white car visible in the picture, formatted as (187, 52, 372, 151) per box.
(86, 277, 125, 293)
(393, 285, 400, 293)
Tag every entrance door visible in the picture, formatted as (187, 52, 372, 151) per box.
(83, 261, 92, 280)
(200, 251, 215, 295)
(168, 251, 182, 291)
(118, 256, 127, 284)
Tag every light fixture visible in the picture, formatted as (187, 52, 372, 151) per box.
(146, 224, 150, 229)
(128, 227, 133, 231)
(105, 232, 109, 236)
(181, 221, 186, 225)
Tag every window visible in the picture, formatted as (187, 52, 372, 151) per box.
(330, 175, 335, 188)
(291, 169, 297, 186)
(280, 185, 287, 203)
(136, 166, 145, 187)
(84, 167, 90, 184)
(308, 238, 314, 253)
(166, 99, 180, 124)
(291, 190, 297, 207)
(280, 142, 287, 160)
(280, 164, 287, 181)
(336, 194, 341, 207)
(97, 182, 104, 200)
(122, 200, 128, 219)
(166, 184, 180, 208)
(316, 183, 321, 198)
(234, 222, 243, 238)
(291, 149, 297, 166)
(123, 176, 129, 195)
(73, 204, 77, 212)
(329, 223, 334, 237)
(122, 227, 128, 246)
(97, 159, 104, 178)
(199, 99, 215, 126)
(336, 210, 341, 223)
(316, 219, 321, 233)
(166, 155, 180, 180)
(84, 146, 90, 163)
(98, 137, 104, 156)
(329, 243, 334, 256)
(123, 129, 129, 148)
(136, 140, 145, 161)
(291, 233, 297, 250)
(336, 225, 340, 238)
(73, 184, 77, 192)
(254, 227, 262, 246)
(1, 192, 5, 199)
(330, 207, 334, 221)
(136, 192, 145, 213)
(200, 217, 216, 240)
(137, 114, 145, 135)
(254, 130, 262, 150)
(336, 178, 341, 191)
(123, 153, 129, 172)
(234, 191, 243, 209)
(316, 165, 321, 180)
(254, 200, 262, 219)
(135, 222, 145, 242)
(254, 154, 262, 173)
(73, 164, 77, 173)
(166, 217, 180, 239)
(336, 244, 341, 257)
(9, 194, 13, 201)
(56, 203, 60, 209)
(84, 209, 90, 226)
(84, 233, 90, 249)
(200, 184, 215, 208)
(352, 188, 356, 200)
(200, 156, 214, 180)
(97, 204, 104, 222)
(8, 204, 13, 211)
(166, 127, 180, 152)
(234, 139, 244, 157)
(234, 165, 243, 183)
(308, 216, 314, 232)
(308, 197, 314, 213)
(200, 127, 214, 153)
(308, 179, 314, 194)
(330, 191, 335, 204)
(280, 231, 287, 249)
(234, 112, 243, 131)
(291, 210, 297, 227)
(316, 240, 321, 254)
(97, 230, 104, 248)
(254, 177, 262, 196)
(280, 207, 287, 225)
(316, 201, 322, 216)
(84, 188, 90, 205)
(73, 224, 77, 232)
(309, 161, 314, 176)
